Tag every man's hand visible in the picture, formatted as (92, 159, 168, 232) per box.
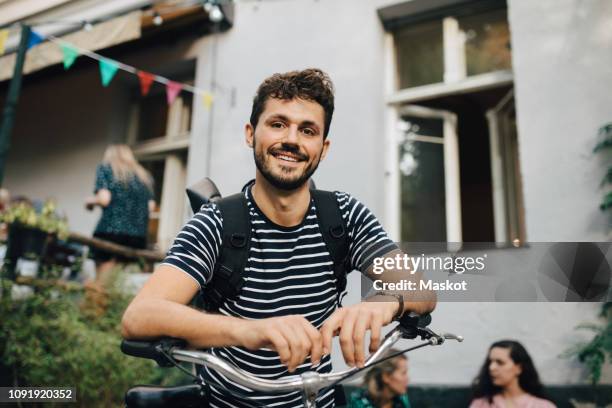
(234, 315, 323, 373)
(319, 300, 398, 368)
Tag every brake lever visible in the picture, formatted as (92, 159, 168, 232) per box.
(398, 324, 464, 345)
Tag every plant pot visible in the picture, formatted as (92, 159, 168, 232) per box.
(2, 224, 51, 279)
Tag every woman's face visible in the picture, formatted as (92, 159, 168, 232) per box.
(488, 347, 522, 388)
(383, 358, 409, 396)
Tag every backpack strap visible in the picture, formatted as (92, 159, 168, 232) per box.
(202, 188, 351, 311)
(202, 193, 251, 312)
(310, 189, 351, 303)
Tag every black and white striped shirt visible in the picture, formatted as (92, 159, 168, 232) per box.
(163, 186, 396, 408)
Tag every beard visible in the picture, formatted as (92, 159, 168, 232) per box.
(253, 139, 322, 191)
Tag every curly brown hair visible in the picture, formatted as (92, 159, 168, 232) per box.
(249, 68, 335, 138)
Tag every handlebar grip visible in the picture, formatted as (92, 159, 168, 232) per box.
(399, 312, 431, 328)
(121, 338, 186, 367)
(398, 313, 432, 339)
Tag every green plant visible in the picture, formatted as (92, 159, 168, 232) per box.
(0, 200, 69, 239)
(0, 268, 191, 407)
(564, 302, 612, 385)
(594, 123, 612, 211)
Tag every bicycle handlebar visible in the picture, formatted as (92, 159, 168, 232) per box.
(121, 313, 463, 397)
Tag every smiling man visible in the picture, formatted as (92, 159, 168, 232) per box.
(121, 69, 436, 408)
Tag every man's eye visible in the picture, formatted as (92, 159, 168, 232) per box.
(271, 122, 285, 128)
(302, 128, 315, 136)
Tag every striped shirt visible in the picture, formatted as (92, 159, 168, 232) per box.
(163, 186, 397, 408)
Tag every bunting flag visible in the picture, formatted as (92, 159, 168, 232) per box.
(165, 81, 182, 105)
(99, 58, 119, 87)
(137, 71, 155, 96)
(0, 29, 9, 56)
(27, 30, 45, 50)
(202, 92, 214, 110)
(60, 43, 79, 69)
(14, 32, 214, 104)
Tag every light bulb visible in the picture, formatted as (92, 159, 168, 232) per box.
(209, 5, 223, 23)
(153, 12, 163, 26)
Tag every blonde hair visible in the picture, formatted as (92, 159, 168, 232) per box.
(102, 144, 153, 190)
(363, 351, 407, 404)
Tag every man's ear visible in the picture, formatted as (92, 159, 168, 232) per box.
(245, 123, 254, 148)
(320, 138, 331, 161)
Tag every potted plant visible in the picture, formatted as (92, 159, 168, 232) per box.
(0, 200, 69, 278)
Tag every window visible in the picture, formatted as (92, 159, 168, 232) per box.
(382, 2, 525, 245)
(459, 9, 512, 76)
(393, 6, 511, 89)
(395, 20, 444, 88)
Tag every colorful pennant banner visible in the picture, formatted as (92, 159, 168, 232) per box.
(0, 29, 8, 56)
(3, 28, 215, 109)
(137, 71, 155, 96)
(99, 58, 119, 87)
(61, 43, 79, 69)
(27, 30, 44, 50)
(202, 92, 214, 110)
(165, 81, 183, 105)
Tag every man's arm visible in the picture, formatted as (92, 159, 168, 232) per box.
(121, 265, 323, 372)
(320, 193, 436, 368)
(364, 248, 437, 315)
(319, 250, 436, 369)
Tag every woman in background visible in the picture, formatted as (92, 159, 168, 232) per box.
(348, 352, 411, 408)
(470, 340, 556, 408)
(85, 144, 155, 284)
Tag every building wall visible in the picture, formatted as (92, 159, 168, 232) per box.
(2, 34, 202, 236)
(187, 0, 395, 218)
(2, 64, 130, 235)
(508, 0, 612, 241)
(187, 0, 609, 386)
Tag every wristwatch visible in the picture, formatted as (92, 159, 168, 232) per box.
(374, 291, 405, 321)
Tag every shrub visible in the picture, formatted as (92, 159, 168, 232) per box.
(0, 269, 191, 407)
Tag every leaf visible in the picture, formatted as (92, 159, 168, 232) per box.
(594, 123, 612, 152)
(600, 191, 612, 211)
(601, 167, 612, 187)
(576, 323, 604, 333)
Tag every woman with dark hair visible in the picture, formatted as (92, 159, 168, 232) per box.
(470, 340, 556, 408)
(348, 351, 411, 408)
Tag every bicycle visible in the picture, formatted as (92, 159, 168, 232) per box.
(121, 313, 463, 407)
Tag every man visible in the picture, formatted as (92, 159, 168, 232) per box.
(121, 68, 435, 408)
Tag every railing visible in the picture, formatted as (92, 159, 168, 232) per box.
(67, 232, 165, 263)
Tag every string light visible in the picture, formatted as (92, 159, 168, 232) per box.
(152, 12, 163, 26)
(208, 5, 224, 23)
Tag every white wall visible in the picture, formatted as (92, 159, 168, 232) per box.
(509, 0, 612, 241)
(188, 0, 396, 217)
(3, 63, 130, 235)
(186, 0, 610, 387)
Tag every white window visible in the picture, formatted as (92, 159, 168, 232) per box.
(382, 2, 525, 245)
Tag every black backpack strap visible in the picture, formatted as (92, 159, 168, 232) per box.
(202, 193, 251, 312)
(310, 189, 351, 303)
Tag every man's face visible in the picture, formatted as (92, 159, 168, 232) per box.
(246, 97, 330, 191)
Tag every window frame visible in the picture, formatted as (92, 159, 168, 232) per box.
(382, 4, 519, 243)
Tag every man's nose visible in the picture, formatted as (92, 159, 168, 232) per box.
(283, 124, 300, 143)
